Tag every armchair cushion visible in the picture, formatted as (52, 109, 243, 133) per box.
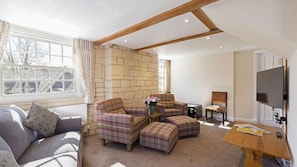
(162, 102, 174, 108)
(109, 108, 126, 114)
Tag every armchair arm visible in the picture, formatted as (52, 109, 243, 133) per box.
(125, 107, 148, 118)
(98, 113, 134, 130)
(174, 101, 188, 115)
(156, 103, 166, 116)
(55, 116, 82, 135)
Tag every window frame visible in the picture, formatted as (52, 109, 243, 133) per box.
(0, 25, 83, 104)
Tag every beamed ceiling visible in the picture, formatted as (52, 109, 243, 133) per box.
(1, 0, 270, 59)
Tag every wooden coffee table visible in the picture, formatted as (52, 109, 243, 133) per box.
(148, 112, 161, 124)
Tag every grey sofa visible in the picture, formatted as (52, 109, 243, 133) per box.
(0, 105, 82, 167)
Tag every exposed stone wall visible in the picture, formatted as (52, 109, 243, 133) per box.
(86, 44, 158, 135)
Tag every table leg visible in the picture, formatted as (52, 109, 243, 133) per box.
(244, 149, 262, 167)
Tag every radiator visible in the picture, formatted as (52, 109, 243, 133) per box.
(50, 104, 87, 123)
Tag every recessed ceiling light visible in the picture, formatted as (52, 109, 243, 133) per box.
(206, 36, 210, 40)
(219, 46, 223, 49)
(124, 39, 128, 42)
(184, 19, 189, 23)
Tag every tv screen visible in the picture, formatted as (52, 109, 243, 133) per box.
(256, 66, 284, 109)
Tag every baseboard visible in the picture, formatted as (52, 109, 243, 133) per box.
(234, 117, 257, 123)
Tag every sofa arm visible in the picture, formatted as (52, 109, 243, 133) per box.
(125, 107, 148, 118)
(174, 101, 188, 115)
(98, 113, 134, 129)
(156, 103, 166, 115)
(55, 116, 82, 135)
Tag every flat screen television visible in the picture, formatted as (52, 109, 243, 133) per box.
(256, 66, 284, 109)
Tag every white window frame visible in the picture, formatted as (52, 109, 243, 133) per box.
(0, 25, 83, 104)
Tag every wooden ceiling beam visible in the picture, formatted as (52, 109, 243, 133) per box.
(135, 29, 223, 51)
(95, 0, 218, 45)
(192, 8, 218, 30)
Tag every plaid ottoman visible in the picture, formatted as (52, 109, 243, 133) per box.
(140, 122, 178, 154)
(165, 115, 200, 138)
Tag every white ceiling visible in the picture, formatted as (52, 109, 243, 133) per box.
(2, 0, 293, 59)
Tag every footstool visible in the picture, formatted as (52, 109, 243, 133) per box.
(140, 122, 178, 154)
(165, 115, 200, 138)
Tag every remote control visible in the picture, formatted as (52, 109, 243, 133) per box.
(276, 131, 282, 138)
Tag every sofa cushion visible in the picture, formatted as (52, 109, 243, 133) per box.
(18, 131, 80, 164)
(0, 151, 19, 167)
(19, 152, 77, 167)
(0, 137, 13, 152)
(23, 102, 59, 137)
(0, 105, 35, 160)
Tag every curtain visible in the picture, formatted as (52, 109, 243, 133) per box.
(164, 60, 171, 93)
(0, 20, 10, 62)
(74, 39, 94, 104)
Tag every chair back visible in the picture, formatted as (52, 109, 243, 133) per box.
(96, 98, 124, 113)
(151, 93, 175, 102)
(212, 92, 227, 107)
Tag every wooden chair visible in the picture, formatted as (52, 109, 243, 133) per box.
(205, 91, 227, 125)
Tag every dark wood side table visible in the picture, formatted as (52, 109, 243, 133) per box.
(148, 112, 161, 124)
(187, 103, 202, 119)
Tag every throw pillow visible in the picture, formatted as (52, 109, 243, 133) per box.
(0, 151, 19, 167)
(23, 102, 59, 137)
(109, 108, 126, 114)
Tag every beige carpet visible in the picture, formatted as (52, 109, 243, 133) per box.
(83, 120, 242, 167)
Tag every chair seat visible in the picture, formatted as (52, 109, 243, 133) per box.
(205, 105, 226, 112)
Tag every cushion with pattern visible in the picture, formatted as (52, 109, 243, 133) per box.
(23, 102, 59, 137)
(109, 108, 126, 114)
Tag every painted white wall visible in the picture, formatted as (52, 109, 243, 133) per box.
(288, 51, 297, 167)
(234, 50, 255, 122)
(171, 52, 234, 121)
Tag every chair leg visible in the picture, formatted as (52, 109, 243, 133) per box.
(205, 109, 208, 120)
(127, 144, 132, 152)
(100, 139, 105, 146)
(222, 113, 224, 125)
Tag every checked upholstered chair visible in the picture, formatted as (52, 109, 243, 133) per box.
(151, 93, 187, 121)
(96, 98, 148, 151)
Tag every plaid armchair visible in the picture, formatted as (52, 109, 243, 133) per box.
(96, 98, 148, 151)
(151, 93, 187, 121)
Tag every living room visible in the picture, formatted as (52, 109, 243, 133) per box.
(1, 0, 297, 167)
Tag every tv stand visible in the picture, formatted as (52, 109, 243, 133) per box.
(223, 121, 291, 167)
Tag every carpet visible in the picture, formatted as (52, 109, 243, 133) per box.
(83, 119, 242, 167)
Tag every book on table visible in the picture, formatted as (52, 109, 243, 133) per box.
(234, 124, 271, 137)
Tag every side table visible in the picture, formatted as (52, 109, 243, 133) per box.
(187, 103, 202, 119)
(148, 112, 161, 124)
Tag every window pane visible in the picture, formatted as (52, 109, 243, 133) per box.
(36, 41, 49, 54)
(63, 57, 73, 67)
(63, 46, 72, 57)
(52, 81, 63, 92)
(20, 38, 35, 53)
(50, 44, 62, 55)
(64, 81, 75, 92)
(37, 81, 51, 93)
(64, 69, 75, 79)
(52, 69, 63, 80)
(51, 56, 62, 67)
(21, 67, 36, 80)
(4, 81, 20, 95)
(20, 52, 36, 65)
(36, 54, 49, 66)
(3, 52, 22, 65)
(8, 37, 19, 51)
(2, 66, 20, 80)
(22, 81, 36, 94)
(37, 68, 50, 80)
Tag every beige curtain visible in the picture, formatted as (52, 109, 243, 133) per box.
(0, 20, 10, 61)
(164, 60, 171, 93)
(74, 39, 94, 104)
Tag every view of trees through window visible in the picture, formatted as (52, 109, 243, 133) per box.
(1, 36, 75, 95)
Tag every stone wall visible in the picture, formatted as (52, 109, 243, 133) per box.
(86, 44, 159, 135)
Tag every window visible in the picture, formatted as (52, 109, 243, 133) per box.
(158, 59, 171, 93)
(1, 34, 76, 96)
